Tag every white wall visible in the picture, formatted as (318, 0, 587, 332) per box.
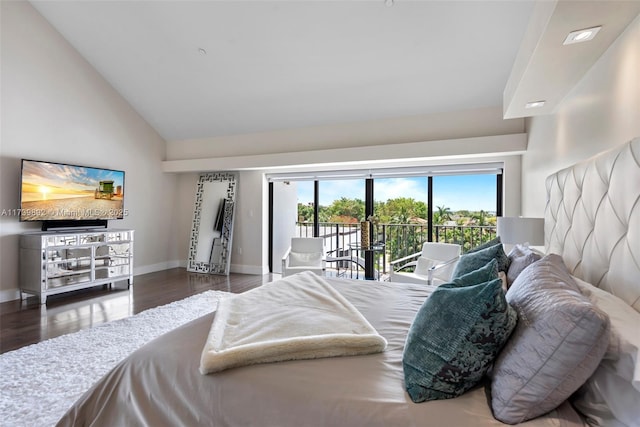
(0, 1, 180, 301)
(228, 171, 269, 274)
(522, 15, 640, 217)
(271, 181, 299, 274)
(174, 173, 200, 264)
(166, 106, 525, 160)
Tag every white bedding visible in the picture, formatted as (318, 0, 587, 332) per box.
(57, 277, 584, 427)
(200, 271, 387, 374)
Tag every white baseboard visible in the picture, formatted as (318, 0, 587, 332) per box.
(230, 263, 268, 275)
(0, 288, 21, 303)
(133, 260, 182, 276)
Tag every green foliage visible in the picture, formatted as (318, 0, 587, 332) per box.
(436, 205, 453, 222)
(299, 197, 428, 225)
(378, 198, 427, 223)
(297, 197, 498, 266)
(297, 203, 315, 222)
(325, 197, 365, 222)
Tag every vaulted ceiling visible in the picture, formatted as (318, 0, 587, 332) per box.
(30, 1, 639, 144)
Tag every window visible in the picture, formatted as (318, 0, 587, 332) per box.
(433, 174, 498, 251)
(268, 163, 503, 272)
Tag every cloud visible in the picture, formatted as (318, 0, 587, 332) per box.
(374, 178, 426, 202)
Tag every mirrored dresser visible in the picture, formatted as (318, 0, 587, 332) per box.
(19, 229, 134, 304)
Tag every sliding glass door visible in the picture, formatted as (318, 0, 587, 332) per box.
(268, 164, 503, 274)
(373, 177, 428, 264)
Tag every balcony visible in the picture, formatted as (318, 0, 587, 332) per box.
(296, 222, 497, 280)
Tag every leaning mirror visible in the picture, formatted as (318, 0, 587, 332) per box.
(187, 172, 237, 275)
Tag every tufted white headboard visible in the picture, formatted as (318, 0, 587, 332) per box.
(545, 137, 640, 313)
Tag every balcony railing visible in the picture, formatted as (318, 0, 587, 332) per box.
(296, 222, 497, 277)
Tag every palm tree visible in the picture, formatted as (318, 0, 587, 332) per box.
(435, 205, 453, 223)
(473, 210, 488, 226)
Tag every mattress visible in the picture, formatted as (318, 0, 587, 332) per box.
(56, 277, 584, 427)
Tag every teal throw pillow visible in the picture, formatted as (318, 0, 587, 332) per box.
(452, 244, 510, 278)
(447, 259, 498, 288)
(467, 236, 501, 254)
(403, 278, 517, 403)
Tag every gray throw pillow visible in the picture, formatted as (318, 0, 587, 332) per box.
(490, 254, 610, 424)
(506, 244, 542, 286)
(452, 243, 510, 278)
(403, 277, 517, 403)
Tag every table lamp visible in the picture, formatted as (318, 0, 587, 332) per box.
(497, 217, 544, 251)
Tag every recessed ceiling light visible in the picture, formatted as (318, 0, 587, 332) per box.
(525, 101, 546, 109)
(563, 26, 602, 45)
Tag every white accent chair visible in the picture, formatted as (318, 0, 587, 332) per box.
(389, 242, 461, 286)
(282, 237, 326, 277)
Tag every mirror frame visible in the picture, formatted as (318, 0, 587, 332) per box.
(187, 172, 237, 275)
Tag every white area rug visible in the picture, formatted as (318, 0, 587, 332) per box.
(0, 290, 227, 427)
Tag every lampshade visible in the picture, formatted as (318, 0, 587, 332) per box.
(497, 217, 544, 246)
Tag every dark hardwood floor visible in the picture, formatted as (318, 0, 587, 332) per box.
(0, 268, 278, 354)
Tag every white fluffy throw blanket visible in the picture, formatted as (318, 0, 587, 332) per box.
(200, 271, 387, 374)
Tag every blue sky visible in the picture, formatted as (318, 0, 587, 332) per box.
(297, 174, 496, 212)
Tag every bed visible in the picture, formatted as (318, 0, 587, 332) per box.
(57, 138, 639, 427)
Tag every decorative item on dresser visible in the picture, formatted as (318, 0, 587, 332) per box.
(19, 229, 134, 304)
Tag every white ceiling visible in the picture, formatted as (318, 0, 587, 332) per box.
(30, 0, 536, 142)
(29, 1, 639, 144)
(503, 0, 640, 119)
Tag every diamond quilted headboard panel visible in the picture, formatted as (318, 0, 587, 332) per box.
(545, 137, 640, 312)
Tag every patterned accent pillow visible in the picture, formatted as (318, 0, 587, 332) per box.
(447, 259, 498, 288)
(452, 243, 510, 278)
(403, 277, 517, 403)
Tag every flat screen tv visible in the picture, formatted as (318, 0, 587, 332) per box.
(20, 159, 125, 230)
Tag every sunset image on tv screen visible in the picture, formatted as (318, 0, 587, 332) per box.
(20, 160, 125, 221)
